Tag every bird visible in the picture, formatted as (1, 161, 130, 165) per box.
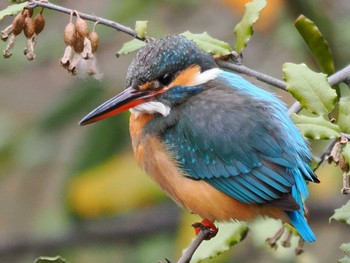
(80, 35, 319, 243)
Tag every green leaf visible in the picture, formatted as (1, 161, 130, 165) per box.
(181, 31, 232, 56)
(340, 243, 350, 255)
(135, 20, 148, 38)
(34, 256, 67, 263)
(339, 256, 350, 263)
(338, 96, 350, 133)
(69, 112, 129, 176)
(116, 38, 145, 57)
(233, 0, 266, 53)
(342, 144, 350, 165)
(66, 153, 164, 218)
(330, 200, 350, 225)
(290, 113, 340, 140)
(283, 63, 337, 115)
(189, 222, 249, 263)
(295, 15, 334, 75)
(37, 81, 106, 133)
(0, 2, 27, 20)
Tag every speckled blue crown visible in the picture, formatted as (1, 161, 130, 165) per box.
(126, 35, 216, 88)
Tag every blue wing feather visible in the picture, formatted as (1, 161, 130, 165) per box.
(160, 70, 318, 241)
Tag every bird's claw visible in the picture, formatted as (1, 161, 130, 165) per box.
(281, 230, 292, 248)
(266, 225, 305, 255)
(295, 238, 305, 255)
(192, 218, 218, 240)
(266, 226, 285, 250)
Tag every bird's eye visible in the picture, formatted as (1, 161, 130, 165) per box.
(158, 73, 173, 86)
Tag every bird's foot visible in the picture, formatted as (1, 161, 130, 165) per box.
(281, 230, 292, 248)
(266, 225, 305, 255)
(266, 226, 285, 250)
(192, 218, 218, 240)
(295, 237, 305, 255)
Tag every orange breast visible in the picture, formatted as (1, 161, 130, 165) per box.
(129, 113, 288, 223)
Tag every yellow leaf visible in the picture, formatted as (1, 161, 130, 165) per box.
(66, 152, 165, 218)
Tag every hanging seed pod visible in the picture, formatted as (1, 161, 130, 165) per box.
(75, 15, 89, 38)
(81, 37, 92, 59)
(60, 45, 74, 68)
(90, 22, 99, 53)
(23, 16, 35, 61)
(64, 22, 77, 47)
(73, 33, 84, 53)
(3, 35, 16, 58)
(23, 8, 33, 18)
(24, 17, 35, 38)
(89, 31, 99, 53)
(33, 9, 45, 35)
(1, 25, 13, 41)
(12, 12, 26, 36)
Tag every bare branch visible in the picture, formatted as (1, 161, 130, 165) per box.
(177, 229, 212, 263)
(216, 60, 287, 91)
(26, 0, 144, 40)
(313, 139, 337, 171)
(328, 64, 350, 86)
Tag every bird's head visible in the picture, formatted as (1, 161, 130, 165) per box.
(80, 35, 220, 125)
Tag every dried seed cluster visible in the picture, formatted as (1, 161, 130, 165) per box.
(61, 12, 101, 79)
(1, 8, 45, 60)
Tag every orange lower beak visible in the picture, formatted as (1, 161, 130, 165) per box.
(80, 86, 158, 125)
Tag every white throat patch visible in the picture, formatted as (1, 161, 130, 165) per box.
(194, 68, 222, 85)
(130, 101, 171, 118)
(129, 68, 221, 118)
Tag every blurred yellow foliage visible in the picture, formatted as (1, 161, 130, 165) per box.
(221, 0, 285, 31)
(66, 152, 166, 218)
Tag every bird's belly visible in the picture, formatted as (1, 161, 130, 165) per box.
(129, 114, 287, 222)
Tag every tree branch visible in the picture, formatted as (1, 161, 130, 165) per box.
(216, 60, 287, 91)
(176, 229, 212, 263)
(26, 0, 144, 40)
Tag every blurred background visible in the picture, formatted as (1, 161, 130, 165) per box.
(0, 0, 349, 262)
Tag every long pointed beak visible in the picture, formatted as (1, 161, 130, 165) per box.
(80, 86, 159, 125)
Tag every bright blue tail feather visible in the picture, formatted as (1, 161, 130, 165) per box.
(287, 185, 316, 242)
(286, 210, 316, 242)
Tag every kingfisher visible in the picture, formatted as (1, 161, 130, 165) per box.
(80, 35, 319, 243)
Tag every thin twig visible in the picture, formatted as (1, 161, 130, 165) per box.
(216, 60, 287, 90)
(328, 64, 350, 86)
(177, 229, 212, 263)
(26, 0, 144, 40)
(313, 139, 337, 171)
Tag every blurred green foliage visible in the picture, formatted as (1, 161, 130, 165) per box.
(0, 0, 350, 263)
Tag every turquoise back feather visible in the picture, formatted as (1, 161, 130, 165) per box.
(161, 71, 318, 242)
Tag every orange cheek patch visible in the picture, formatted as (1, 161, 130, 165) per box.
(139, 81, 155, 91)
(170, 65, 201, 87)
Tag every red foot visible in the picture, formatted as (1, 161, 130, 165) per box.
(192, 218, 218, 240)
